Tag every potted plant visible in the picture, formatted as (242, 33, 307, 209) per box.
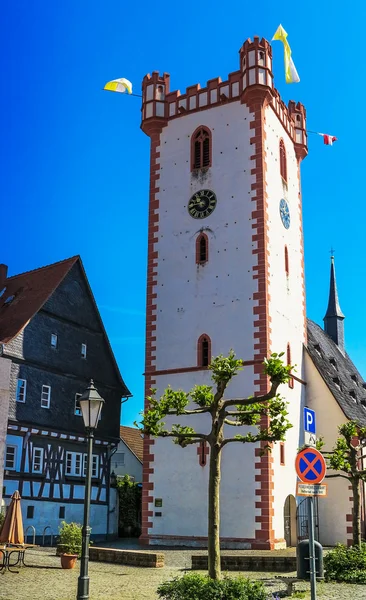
(58, 521, 82, 569)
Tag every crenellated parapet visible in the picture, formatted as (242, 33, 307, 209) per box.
(141, 37, 308, 157)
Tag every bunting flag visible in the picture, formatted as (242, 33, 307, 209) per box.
(272, 25, 300, 84)
(319, 133, 338, 146)
(104, 78, 133, 94)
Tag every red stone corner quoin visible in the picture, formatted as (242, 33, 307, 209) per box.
(140, 35, 308, 549)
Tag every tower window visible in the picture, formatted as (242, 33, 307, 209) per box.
(197, 334, 211, 367)
(258, 51, 265, 66)
(191, 127, 211, 171)
(287, 343, 294, 389)
(196, 233, 209, 265)
(280, 442, 285, 465)
(284, 246, 289, 277)
(279, 139, 287, 183)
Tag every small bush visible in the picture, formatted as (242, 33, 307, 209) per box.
(58, 521, 83, 556)
(324, 543, 366, 583)
(157, 573, 267, 600)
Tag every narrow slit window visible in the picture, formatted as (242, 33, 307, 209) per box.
(51, 333, 58, 348)
(198, 334, 211, 367)
(81, 343, 87, 359)
(192, 127, 211, 170)
(287, 344, 294, 389)
(280, 442, 285, 465)
(74, 393, 82, 416)
(196, 233, 208, 265)
(16, 379, 27, 403)
(284, 246, 289, 277)
(279, 139, 287, 183)
(41, 385, 51, 409)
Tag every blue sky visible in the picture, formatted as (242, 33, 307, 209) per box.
(1, 2, 365, 426)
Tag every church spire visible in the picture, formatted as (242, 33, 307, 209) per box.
(323, 255, 345, 352)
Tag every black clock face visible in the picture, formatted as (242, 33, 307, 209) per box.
(188, 189, 217, 219)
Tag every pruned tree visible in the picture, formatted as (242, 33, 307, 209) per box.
(136, 351, 293, 580)
(323, 421, 366, 548)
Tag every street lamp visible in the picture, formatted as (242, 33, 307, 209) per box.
(77, 380, 104, 600)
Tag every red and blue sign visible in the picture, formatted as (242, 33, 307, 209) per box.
(295, 448, 326, 484)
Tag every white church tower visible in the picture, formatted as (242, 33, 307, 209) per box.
(141, 36, 308, 549)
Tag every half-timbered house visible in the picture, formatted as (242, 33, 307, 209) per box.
(0, 256, 131, 542)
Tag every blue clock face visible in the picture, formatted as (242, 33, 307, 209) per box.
(279, 199, 290, 229)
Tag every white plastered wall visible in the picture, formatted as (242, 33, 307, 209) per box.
(149, 101, 263, 544)
(304, 353, 352, 545)
(264, 105, 306, 542)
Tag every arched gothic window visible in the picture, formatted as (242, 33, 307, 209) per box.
(197, 334, 211, 367)
(196, 232, 209, 265)
(279, 139, 287, 183)
(284, 245, 289, 277)
(191, 127, 211, 170)
(287, 343, 294, 389)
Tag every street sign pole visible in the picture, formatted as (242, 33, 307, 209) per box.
(308, 496, 317, 600)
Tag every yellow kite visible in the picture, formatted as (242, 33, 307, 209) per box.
(272, 25, 300, 84)
(104, 78, 133, 94)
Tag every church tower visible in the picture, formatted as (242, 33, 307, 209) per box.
(141, 37, 308, 549)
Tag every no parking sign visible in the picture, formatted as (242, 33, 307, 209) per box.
(295, 447, 326, 484)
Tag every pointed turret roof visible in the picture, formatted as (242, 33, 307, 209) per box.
(323, 255, 345, 352)
(324, 256, 345, 320)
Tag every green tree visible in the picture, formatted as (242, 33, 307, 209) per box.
(324, 421, 366, 548)
(136, 351, 293, 580)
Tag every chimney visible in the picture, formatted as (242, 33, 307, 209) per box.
(0, 264, 8, 290)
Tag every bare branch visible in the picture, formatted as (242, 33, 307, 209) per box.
(224, 418, 242, 426)
(223, 380, 280, 409)
(165, 407, 211, 416)
(159, 431, 209, 441)
(221, 437, 260, 448)
(325, 474, 350, 480)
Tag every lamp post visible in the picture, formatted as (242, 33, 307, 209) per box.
(77, 380, 104, 600)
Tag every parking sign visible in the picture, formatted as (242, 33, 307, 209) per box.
(304, 407, 316, 434)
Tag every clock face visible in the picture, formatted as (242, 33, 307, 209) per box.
(279, 199, 290, 229)
(188, 189, 217, 219)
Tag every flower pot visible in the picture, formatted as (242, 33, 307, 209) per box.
(60, 553, 78, 569)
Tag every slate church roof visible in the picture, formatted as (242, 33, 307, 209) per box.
(306, 318, 366, 426)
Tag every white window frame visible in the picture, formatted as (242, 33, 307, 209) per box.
(32, 447, 44, 473)
(5, 445, 17, 470)
(74, 393, 82, 416)
(65, 451, 83, 476)
(81, 343, 87, 359)
(41, 385, 51, 409)
(83, 454, 99, 478)
(16, 379, 27, 403)
(51, 333, 58, 348)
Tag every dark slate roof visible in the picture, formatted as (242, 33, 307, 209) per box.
(306, 319, 366, 425)
(0, 256, 79, 343)
(0, 256, 131, 397)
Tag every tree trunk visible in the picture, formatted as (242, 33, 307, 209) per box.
(207, 442, 222, 579)
(352, 478, 362, 548)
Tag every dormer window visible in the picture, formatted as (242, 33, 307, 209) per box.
(333, 377, 341, 389)
(329, 358, 337, 369)
(349, 391, 357, 402)
(351, 375, 358, 385)
(314, 344, 322, 357)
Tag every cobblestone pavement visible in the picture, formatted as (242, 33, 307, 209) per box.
(0, 546, 365, 600)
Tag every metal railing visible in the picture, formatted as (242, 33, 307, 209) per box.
(25, 525, 36, 545)
(42, 526, 53, 547)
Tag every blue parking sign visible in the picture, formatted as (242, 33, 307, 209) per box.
(304, 407, 316, 434)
